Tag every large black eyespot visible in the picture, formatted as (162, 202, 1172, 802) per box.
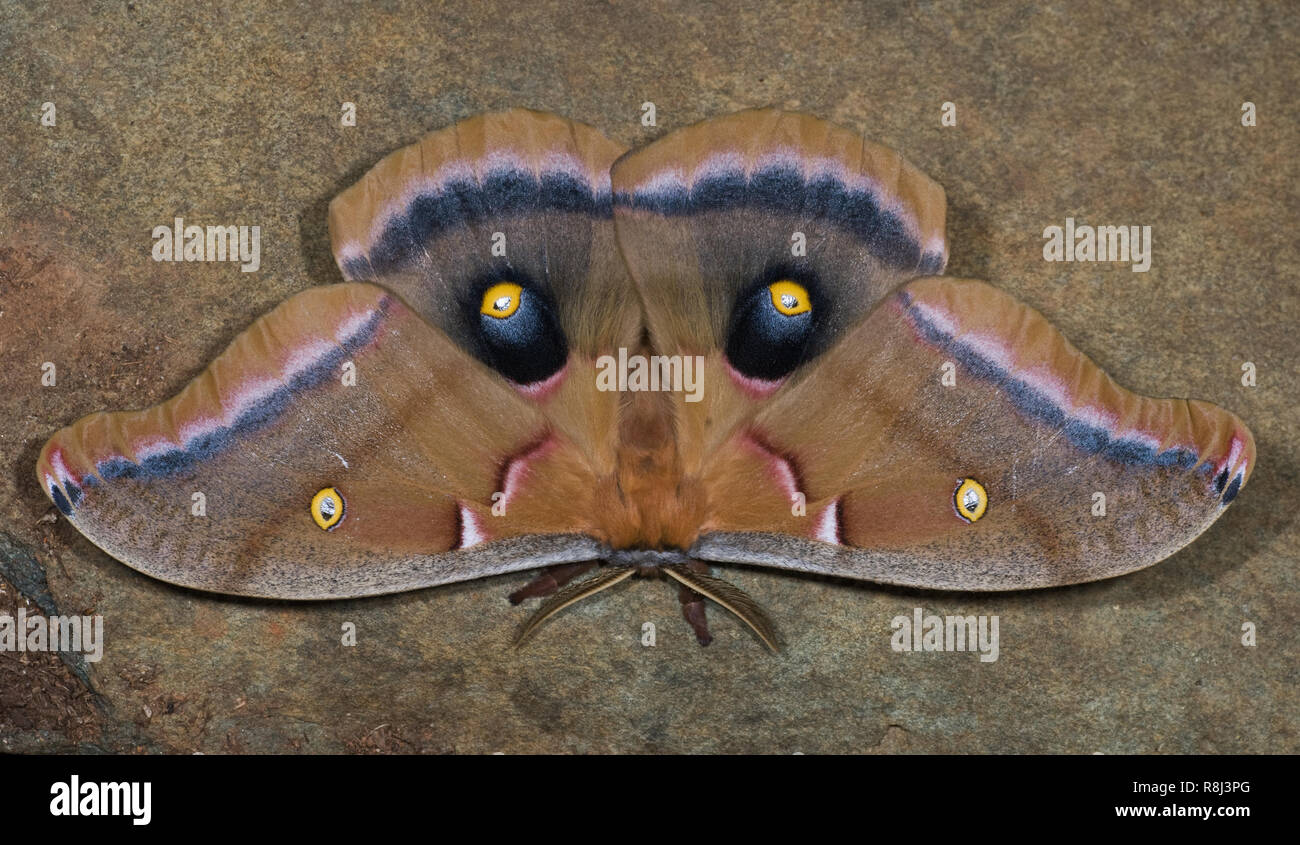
(724, 273, 820, 381)
(472, 279, 567, 384)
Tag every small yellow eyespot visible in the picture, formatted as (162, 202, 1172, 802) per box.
(311, 486, 345, 531)
(480, 282, 523, 319)
(953, 478, 988, 523)
(769, 280, 812, 316)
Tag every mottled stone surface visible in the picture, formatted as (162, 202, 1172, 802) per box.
(0, 0, 1295, 753)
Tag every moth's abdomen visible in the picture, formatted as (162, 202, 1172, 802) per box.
(599, 388, 706, 551)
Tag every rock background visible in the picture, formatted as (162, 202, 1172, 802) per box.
(0, 0, 1295, 753)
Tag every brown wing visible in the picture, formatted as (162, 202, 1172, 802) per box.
(694, 276, 1256, 589)
(37, 284, 606, 598)
(39, 110, 642, 598)
(331, 108, 640, 468)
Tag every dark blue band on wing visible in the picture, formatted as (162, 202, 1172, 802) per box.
(51, 485, 73, 516)
(898, 290, 1201, 471)
(614, 164, 944, 274)
(88, 299, 390, 486)
(345, 170, 612, 279)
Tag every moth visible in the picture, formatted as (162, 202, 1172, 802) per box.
(36, 109, 1255, 651)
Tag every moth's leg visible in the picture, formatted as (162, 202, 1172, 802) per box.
(508, 561, 599, 605)
(664, 563, 780, 652)
(677, 560, 714, 647)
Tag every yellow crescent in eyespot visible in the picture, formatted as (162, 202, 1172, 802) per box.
(480, 282, 523, 319)
(769, 280, 811, 316)
(311, 486, 346, 531)
(953, 478, 988, 523)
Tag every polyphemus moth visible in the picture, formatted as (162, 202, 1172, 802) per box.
(37, 109, 1255, 651)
